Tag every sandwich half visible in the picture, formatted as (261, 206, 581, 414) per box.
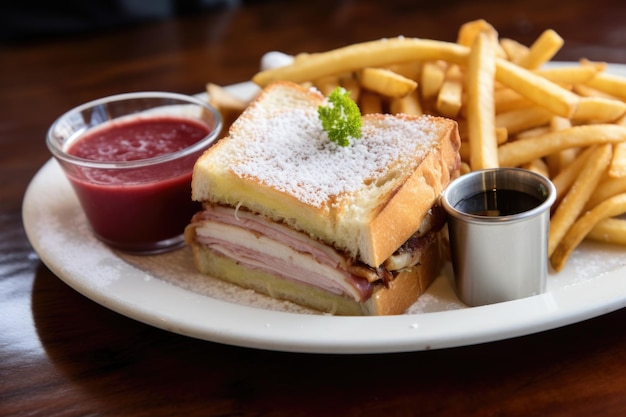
(185, 81, 461, 315)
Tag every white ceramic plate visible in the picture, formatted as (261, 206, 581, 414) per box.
(23, 63, 626, 354)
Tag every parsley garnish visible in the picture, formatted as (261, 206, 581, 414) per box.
(317, 87, 362, 147)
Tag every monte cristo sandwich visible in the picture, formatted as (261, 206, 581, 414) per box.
(185, 81, 461, 315)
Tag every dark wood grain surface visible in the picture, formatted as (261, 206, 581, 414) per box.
(2, 1, 626, 416)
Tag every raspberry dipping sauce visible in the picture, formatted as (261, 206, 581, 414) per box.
(47, 92, 222, 253)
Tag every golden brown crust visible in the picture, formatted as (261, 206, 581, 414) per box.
(363, 117, 460, 266)
(364, 231, 443, 315)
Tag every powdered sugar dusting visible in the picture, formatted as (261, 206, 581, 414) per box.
(229, 109, 442, 208)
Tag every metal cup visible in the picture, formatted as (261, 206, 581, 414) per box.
(441, 168, 556, 306)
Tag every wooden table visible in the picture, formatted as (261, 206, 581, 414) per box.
(2, 1, 626, 415)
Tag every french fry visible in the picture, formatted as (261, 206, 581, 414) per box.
(339, 75, 361, 102)
(467, 30, 498, 170)
(314, 74, 340, 96)
(572, 96, 626, 122)
(358, 67, 418, 97)
(498, 124, 626, 167)
(609, 142, 626, 177)
(206, 83, 251, 134)
(545, 149, 579, 179)
(573, 83, 619, 100)
(359, 90, 384, 114)
(535, 65, 599, 84)
(523, 158, 550, 178)
(390, 90, 423, 116)
(550, 114, 573, 131)
(550, 146, 595, 205)
(517, 29, 564, 70)
(436, 78, 463, 118)
(385, 61, 421, 81)
(585, 175, 626, 210)
(207, 83, 249, 109)
(253, 37, 469, 87)
(494, 88, 534, 113)
(459, 125, 508, 150)
(588, 218, 626, 245)
(586, 71, 626, 101)
(516, 126, 551, 140)
(545, 116, 576, 177)
(579, 58, 607, 72)
(495, 127, 508, 144)
(457, 19, 498, 47)
(499, 38, 529, 64)
(551, 193, 626, 271)
(495, 107, 552, 135)
(457, 20, 506, 63)
(420, 61, 446, 100)
(495, 58, 580, 118)
(293, 52, 311, 63)
(445, 64, 464, 81)
(548, 144, 612, 257)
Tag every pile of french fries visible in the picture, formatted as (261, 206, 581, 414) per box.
(208, 19, 626, 272)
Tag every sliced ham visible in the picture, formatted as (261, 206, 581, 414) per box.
(189, 205, 443, 302)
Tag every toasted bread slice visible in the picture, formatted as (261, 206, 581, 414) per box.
(192, 81, 460, 267)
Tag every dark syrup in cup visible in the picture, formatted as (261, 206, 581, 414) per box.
(456, 188, 544, 217)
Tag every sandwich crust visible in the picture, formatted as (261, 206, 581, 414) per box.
(360, 114, 460, 266)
